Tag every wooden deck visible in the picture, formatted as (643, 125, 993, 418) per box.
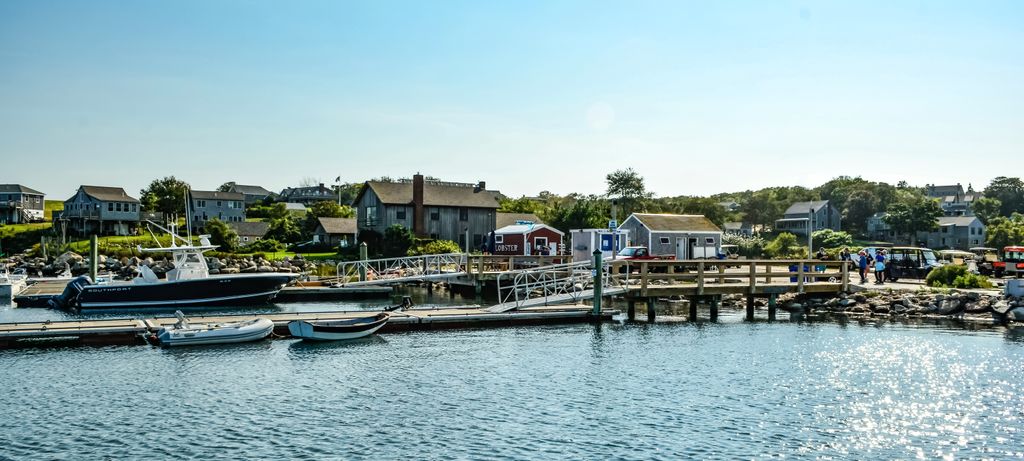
(0, 305, 618, 349)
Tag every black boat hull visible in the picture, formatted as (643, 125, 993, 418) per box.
(71, 274, 295, 310)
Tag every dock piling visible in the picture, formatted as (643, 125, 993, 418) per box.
(768, 294, 778, 321)
(89, 235, 98, 282)
(627, 299, 636, 321)
(358, 242, 368, 282)
(647, 297, 657, 322)
(710, 296, 719, 322)
(688, 297, 697, 321)
(592, 251, 603, 316)
(746, 295, 755, 321)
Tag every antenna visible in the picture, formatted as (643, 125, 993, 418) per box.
(184, 187, 192, 243)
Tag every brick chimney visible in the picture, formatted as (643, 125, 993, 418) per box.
(413, 174, 426, 236)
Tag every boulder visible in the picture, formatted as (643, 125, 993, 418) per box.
(1009, 307, 1024, 322)
(54, 251, 83, 267)
(221, 267, 240, 274)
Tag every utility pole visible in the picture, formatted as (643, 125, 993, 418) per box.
(807, 206, 814, 256)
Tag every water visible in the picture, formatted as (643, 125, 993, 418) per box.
(2, 297, 1023, 459)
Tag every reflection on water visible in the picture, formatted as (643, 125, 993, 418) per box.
(1, 290, 1024, 459)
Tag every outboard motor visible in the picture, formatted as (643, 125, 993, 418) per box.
(47, 276, 92, 311)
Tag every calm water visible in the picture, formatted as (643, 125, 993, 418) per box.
(2, 294, 1024, 460)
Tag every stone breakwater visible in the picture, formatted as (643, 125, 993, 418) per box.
(722, 290, 1024, 323)
(2, 251, 325, 279)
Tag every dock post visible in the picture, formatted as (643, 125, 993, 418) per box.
(627, 299, 636, 321)
(768, 294, 778, 321)
(745, 295, 755, 321)
(592, 251, 603, 316)
(688, 297, 697, 321)
(474, 279, 483, 302)
(426, 282, 433, 297)
(710, 296, 719, 322)
(448, 283, 455, 299)
(647, 297, 657, 322)
(89, 235, 98, 282)
(358, 242, 368, 282)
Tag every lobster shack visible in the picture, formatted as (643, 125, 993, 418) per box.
(491, 222, 564, 256)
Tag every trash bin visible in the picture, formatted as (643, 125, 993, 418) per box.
(789, 264, 811, 282)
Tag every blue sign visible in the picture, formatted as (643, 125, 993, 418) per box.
(600, 234, 613, 251)
(608, 219, 618, 230)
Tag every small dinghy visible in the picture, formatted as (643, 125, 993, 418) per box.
(287, 313, 389, 341)
(157, 311, 275, 347)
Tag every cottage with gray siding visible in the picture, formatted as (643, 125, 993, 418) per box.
(354, 174, 498, 248)
(224, 182, 275, 204)
(918, 216, 986, 250)
(190, 190, 245, 229)
(60, 185, 141, 236)
(0, 184, 45, 223)
(618, 213, 723, 259)
(775, 200, 840, 236)
(313, 217, 357, 248)
(229, 221, 270, 246)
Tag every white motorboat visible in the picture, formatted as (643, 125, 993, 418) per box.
(157, 311, 275, 347)
(287, 313, 390, 341)
(1, 268, 29, 303)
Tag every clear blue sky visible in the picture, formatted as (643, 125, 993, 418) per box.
(1, 1, 1021, 201)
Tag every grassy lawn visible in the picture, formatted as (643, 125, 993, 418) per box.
(229, 251, 339, 261)
(44, 200, 63, 220)
(0, 222, 52, 239)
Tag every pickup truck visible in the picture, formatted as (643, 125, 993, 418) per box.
(613, 246, 674, 261)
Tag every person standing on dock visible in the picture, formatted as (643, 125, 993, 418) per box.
(857, 250, 869, 284)
(874, 250, 887, 284)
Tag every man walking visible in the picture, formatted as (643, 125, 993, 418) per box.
(857, 250, 869, 284)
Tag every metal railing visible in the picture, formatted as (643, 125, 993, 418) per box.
(494, 260, 623, 309)
(334, 253, 468, 286)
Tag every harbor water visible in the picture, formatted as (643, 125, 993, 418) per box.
(1, 292, 1023, 459)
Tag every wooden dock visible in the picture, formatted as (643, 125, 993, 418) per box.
(0, 306, 618, 349)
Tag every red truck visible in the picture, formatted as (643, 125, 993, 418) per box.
(994, 246, 1024, 277)
(612, 246, 675, 261)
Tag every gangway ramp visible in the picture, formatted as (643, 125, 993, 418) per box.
(487, 261, 624, 313)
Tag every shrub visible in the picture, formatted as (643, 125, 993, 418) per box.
(240, 238, 285, 253)
(926, 264, 993, 289)
(411, 239, 462, 255)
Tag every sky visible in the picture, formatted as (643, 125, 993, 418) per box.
(1, 0, 1021, 201)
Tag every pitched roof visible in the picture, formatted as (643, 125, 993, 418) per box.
(496, 212, 543, 228)
(0, 184, 43, 195)
(315, 218, 356, 235)
(284, 202, 307, 211)
(937, 216, 981, 227)
(190, 190, 244, 201)
(783, 200, 831, 215)
(628, 213, 722, 233)
(494, 222, 564, 236)
(228, 221, 270, 237)
(77, 185, 139, 203)
(361, 181, 499, 208)
(927, 184, 964, 198)
(227, 184, 273, 196)
(316, 217, 357, 235)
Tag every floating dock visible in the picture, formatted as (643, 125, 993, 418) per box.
(0, 306, 618, 349)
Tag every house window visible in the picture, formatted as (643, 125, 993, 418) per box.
(534, 237, 548, 252)
(474, 234, 483, 247)
(217, 201, 222, 207)
(459, 208, 469, 221)
(396, 209, 406, 220)
(366, 206, 377, 226)
(430, 208, 440, 221)
(705, 237, 715, 245)
(243, 237, 249, 242)
(659, 237, 670, 245)
(494, 235, 503, 244)
(131, 204, 137, 212)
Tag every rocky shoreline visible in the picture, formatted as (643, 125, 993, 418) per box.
(722, 290, 1024, 323)
(2, 251, 324, 279)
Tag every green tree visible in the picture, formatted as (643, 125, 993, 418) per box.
(382, 224, 415, 257)
(140, 176, 191, 216)
(413, 240, 461, 255)
(883, 197, 943, 245)
(204, 218, 238, 252)
(842, 189, 880, 234)
(811, 229, 853, 249)
(680, 196, 731, 227)
(217, 182, 233, 192)
(606, 168, 653, 217)
(983, 177, 1024, 216)
(740, 191, 776, 231)
(266, 216, 301, 243)
(765, 232, 804, 258)
(544, 194, 609, 233)
(972, 197, 1003, 225)
(985, 214, 1024, 250)
(498, 196, 543, 214)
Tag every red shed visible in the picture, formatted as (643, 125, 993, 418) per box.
(492, 223, 564, 255)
